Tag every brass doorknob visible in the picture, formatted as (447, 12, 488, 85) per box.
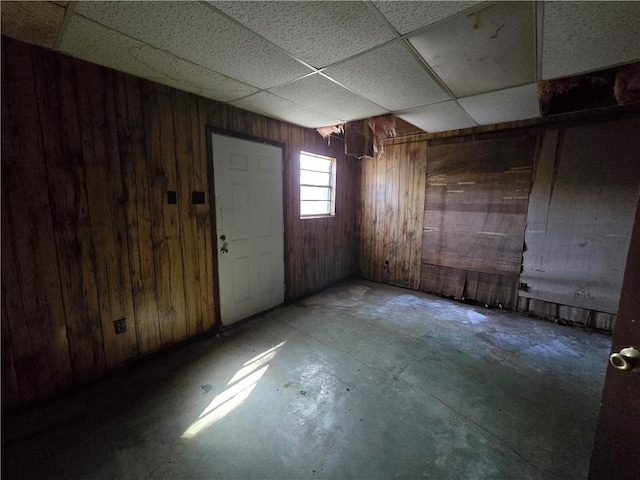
(609, 347, 640, 372)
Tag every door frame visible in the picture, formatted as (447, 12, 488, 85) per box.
(206, 126, 287, 330)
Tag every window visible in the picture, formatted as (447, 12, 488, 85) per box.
(300, 151, 336, 217)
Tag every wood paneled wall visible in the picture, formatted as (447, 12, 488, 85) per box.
(1, 37, 357, 409)
(358, 139, 427, 289)
(357, 111, 639, 329)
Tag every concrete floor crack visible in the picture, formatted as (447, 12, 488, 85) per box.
(281, 320, 539, 470)
(399, 374, 542, 472)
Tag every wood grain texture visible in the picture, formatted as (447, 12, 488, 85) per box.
(1, 37, 358, 409)
(157, 85, 188, 344)
(114, 72, 162, 355)
(423, 135, 536, 277)
(75, 59, 139, 369)
(1, 39, 73, 402)
(420, 264, 519, 309)
(193, 95, 216, 332)
(1, 186, 22, 407)
(358, 139, 427, 289)
(418, 133, 536, 307)
(173, 88, 203, 338)
(31, 44, 106, 381)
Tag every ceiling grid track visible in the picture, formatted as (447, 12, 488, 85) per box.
(8, 0, 636, 132)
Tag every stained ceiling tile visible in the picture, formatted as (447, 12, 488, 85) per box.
(74, 0, 312, 89)
(210, 1, 396, 69)
(409, 1, 536, 98)
(323, 40, 450, 111)
(231, 92, 343, 129)
(542, 1, 640, 80)
(397, 101, 477, 133)
(60, 15, 258, 102)
(0, 0, 67, 48)
(459, 83, 540, 125)
(373, 1, 480, 35)
(269, 74, 389, 123)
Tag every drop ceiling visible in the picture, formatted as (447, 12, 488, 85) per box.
(2, 1, 640, 133)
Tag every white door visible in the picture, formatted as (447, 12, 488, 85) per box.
(211, 133, 285, 326)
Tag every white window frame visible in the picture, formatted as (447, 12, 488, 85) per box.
(299, 151, 336, 218)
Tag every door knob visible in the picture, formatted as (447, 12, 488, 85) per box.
(609, 347, 640, 372)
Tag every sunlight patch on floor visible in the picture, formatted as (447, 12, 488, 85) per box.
(181, 341, 286, 439)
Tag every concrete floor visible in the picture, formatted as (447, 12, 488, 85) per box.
(2, 279, 611, 480)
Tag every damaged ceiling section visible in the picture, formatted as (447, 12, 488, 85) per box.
(321, 114, 424, 160)
(538, 62, 640, 116)
(315, 124, 344, 145)
(330, 59, 640, 157)
(3, 1, 638, 135)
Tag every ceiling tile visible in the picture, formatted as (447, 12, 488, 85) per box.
(542, 2, 640, 80)
(397, 101, 477, 133)
(373, 1, 480, 35)
(323, 40, 450, 111)
(459, 83, 540, 125)
(269, 74, 389, 123)
(59, 15, 258, 102)
(210, 1, 396, 69)
(409, 1, 536, 97)
(231, 92, 343, 129)
(0, 0, 67, 49)
(74, 1, 312, 89)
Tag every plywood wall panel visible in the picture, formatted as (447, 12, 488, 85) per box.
(159, 86, 188, 343)
(76, 61, 139, 368)
(419, 135, 536, 307)
(173, 88, 202, 338)
(194, 95, 217, 332)
(114, 73, 162, 355)
(520, 118, 640, 314)
(420, 264, 519, 309)
(31, 46, 106, 381)
(1, 188, 30, 406)
(1, 294, 20, 407)
(358, 140, 427, 289)
(423, 136, 536, 279)
(1, 39, 73, 400)
(140, 82, 187, 347)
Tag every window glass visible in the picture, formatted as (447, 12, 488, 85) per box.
(300, 152, 336, 217)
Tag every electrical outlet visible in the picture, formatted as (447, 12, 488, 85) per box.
(192, 191, 205, 204)
(114, 318, 127, 335)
